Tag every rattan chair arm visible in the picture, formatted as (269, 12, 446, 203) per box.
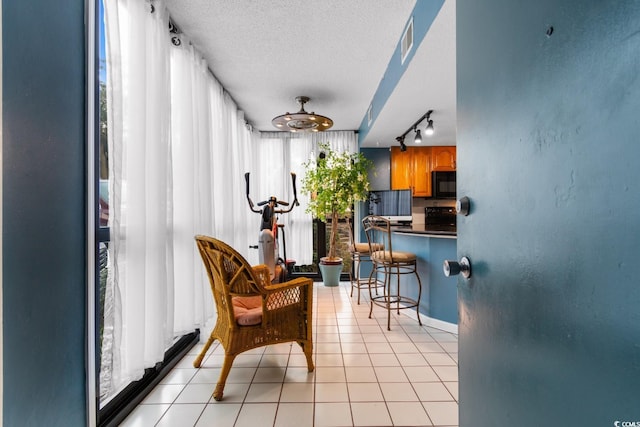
(262, 276, 313, 317)
(263, 277, 313, 293)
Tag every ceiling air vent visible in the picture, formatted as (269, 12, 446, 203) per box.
(401, 17, 414, 64)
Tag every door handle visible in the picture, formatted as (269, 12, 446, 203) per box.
(456, 196, 470, 216)
(443, 256, 472, 279)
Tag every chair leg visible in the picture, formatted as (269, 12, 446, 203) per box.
(356, 257, 361, 304)
(414, 266, 423, 326)
(396, 265, 402, 315)
(193, 332, 216, 368)
(368, 267, 376, 320)
(385, 267, 392, 331)
(350, 254, 362, 304)
(298, 341, 315, 372)
(349, 268, 355, 298)
(213, 353, 236, 401)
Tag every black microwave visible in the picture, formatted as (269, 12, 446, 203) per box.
(432, 171, 456, 199)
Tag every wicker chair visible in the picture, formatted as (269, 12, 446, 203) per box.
(193, 235, 314, 401)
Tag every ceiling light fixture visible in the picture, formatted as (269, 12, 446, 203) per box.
(272, 96, 333, 132)
(395, 110, 434, 148)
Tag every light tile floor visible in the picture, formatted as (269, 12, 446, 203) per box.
(121, 282, 459, 426)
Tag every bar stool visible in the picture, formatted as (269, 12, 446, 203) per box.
(347, 218, 384, 304)
(362, 215, 423, 331)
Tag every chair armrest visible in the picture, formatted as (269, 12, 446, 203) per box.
(264, 276, 313, 293)
(263, 277, 313, 311)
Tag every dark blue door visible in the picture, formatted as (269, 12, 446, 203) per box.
(457, 1, 640, 425)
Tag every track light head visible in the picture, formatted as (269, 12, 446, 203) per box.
(414, 128, 422, 144)
(425, 119, 434, 136)
(396, 135, 407, 152)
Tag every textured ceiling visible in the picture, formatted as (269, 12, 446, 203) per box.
(163, 0, 455, 147)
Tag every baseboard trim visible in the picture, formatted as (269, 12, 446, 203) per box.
(400, 306, 458, 334)
(419, 314, 458, 334)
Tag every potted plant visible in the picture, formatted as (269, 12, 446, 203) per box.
(302, 142, 373, 286)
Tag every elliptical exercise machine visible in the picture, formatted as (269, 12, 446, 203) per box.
(244, 172, 299, 283)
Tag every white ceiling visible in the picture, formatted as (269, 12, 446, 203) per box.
(163, 0, 456, 148)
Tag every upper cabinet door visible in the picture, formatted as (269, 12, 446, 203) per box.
(432, 146, 457, 171)
(390, 146, 413, 190)
(412, 147, 432, 197)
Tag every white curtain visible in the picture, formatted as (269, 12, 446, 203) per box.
(209, 91, 256, 260)
(103, 0, 173, 397)
(257, 131, 358, 266)
(169, 39, 214, 334)
(101, 0, 357, 405)
(102, 0, 260, 402)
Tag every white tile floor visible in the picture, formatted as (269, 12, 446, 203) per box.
(121, 282, 459, 426)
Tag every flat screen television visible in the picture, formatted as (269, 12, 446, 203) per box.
(368, 189, 413, 223)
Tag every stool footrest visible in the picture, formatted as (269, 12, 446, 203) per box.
(353, 278, 385, 288)
(371, 295, 419, 309)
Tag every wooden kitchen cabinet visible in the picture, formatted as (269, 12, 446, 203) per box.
(411, 147, 432, 197)
(390, 146, 432, 197)
(390, 146, 412, 190)
(431, 146, 457, 171)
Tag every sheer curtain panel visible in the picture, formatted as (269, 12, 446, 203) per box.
(169, 40, 257, 331)
(103, 0, 174, 399)
(209, 91, 256, 262)
(102, 0, 259, 402)
(169, 40, 214, 334)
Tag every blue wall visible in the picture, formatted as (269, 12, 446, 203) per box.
(351, 233, 457, 325)
(357, 0, 444, 144)
(3, 1, 88, 425)
(361, 148, 390, 191)
(391, 234, 457, 324)
(457, 0, 640, 425)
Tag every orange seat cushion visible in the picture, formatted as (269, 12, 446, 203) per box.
(232, 295, 263, 326)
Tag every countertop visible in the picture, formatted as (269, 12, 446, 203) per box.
(391, 224, 457, 239)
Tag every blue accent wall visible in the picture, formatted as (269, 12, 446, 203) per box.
(391, 234, 457, 324)
(358, 0, 445, 145)
(353, 232, 457, 325)
(361, 148, 390, 191)
(457, 0, 640, 425)
(3, 1, 88, 425)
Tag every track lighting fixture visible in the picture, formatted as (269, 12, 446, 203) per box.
(395, 110, 434, 149)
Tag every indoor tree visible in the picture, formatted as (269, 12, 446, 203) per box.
(302, 142, 373, 262)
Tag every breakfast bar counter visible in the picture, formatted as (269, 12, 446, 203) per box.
(392, 224, 457, 239)
(387, 226, 458, 326)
